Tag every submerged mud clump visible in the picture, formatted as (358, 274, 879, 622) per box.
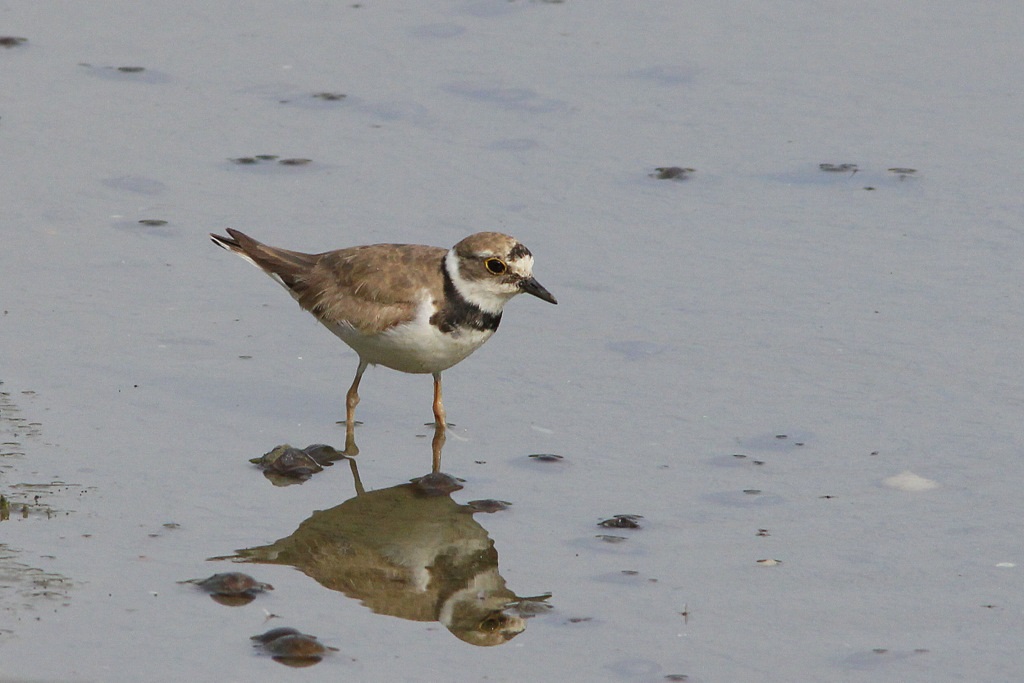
(250, 444, 343, 484)
(181, 572, 273, 604)
(467, 499, 511, 513)
(252, 627, 338, 666)
(411, 471, 463, 496)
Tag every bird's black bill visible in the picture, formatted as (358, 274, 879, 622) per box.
(521, 277, 558, 304)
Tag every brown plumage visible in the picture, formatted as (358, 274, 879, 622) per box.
(212, 229, 450, 336)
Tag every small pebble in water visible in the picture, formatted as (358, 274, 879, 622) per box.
(412, 471, 463, 496)
(467, 499, 511, 513)
(882, 470, 939, 492)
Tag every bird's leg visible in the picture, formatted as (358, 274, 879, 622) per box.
(432, 372, 447, 432)
(343, 360, 368, 455)
(431, 420, 446, 473)
(428, 372, 448, 471)
(346, 456, 365, 496)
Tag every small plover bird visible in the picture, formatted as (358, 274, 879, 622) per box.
(211, 229, 556, 452)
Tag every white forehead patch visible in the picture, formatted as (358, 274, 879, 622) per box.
(508, 253, 535, 277)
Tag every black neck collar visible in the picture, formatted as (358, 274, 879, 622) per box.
(431, 261, 502, 334)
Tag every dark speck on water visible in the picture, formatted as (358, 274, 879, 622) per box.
(650, 166, 695, 180)
(230, 155, 312, 167)
(819, 163, 858, 173)
(888, 167, 918, 180)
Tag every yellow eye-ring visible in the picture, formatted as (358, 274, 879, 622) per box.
(484, 258, 507, 275)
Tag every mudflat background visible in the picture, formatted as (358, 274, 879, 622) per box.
(2, 2, 1023, 681)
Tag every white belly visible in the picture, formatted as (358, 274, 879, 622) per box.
(326, 301, 495, 374)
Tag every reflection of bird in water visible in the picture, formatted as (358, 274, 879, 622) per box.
(220, 471, 548, 646)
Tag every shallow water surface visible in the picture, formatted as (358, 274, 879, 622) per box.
(4, 2, 1024, 681)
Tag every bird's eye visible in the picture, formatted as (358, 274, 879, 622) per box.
(479, 615, 505, 632)
(484, 258, 507, 275)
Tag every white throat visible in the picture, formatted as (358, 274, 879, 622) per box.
(445, 249, 510, 315)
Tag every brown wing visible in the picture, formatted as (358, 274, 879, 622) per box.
(212, 229, 447, 334)
(299, 243, 448, 334)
